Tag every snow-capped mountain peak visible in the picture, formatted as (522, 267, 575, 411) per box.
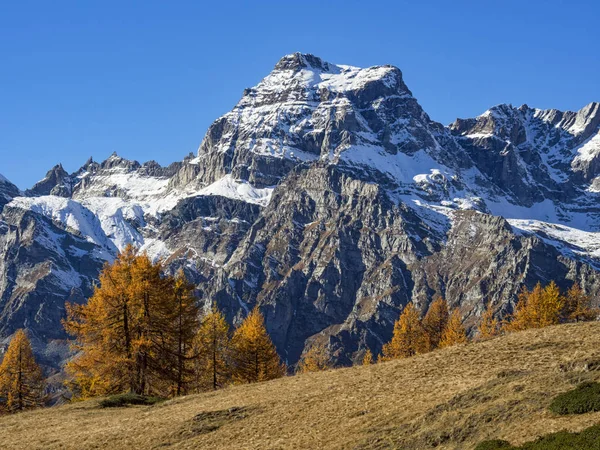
(5, 53, 600, 369)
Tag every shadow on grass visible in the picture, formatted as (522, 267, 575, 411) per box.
(99, 393, 165, 408)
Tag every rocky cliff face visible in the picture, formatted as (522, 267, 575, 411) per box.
(0, 174, 20, 211)
(2, 53, 600, 368)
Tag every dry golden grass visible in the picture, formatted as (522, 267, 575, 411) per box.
(3, 322, 600, 449)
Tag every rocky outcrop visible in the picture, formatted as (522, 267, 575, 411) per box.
(0, 205, 104, 367)
(26, 164, 74, 197)
(0, 174, 19, 211)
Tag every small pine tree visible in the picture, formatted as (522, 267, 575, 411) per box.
(478, 302, 500, 340)
(362, 349, 374, 366)
(230, 307, 286, 384)
(439, 309, 468, 348)
(297, 342, 332, 373)
(190, 305, 231, 391)
(380, 303, 427, 361)
(0, 330, 45, 413)
(422, 296, 450, 350)
(562, 283, 597, 322)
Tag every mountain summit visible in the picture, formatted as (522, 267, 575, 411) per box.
(2, 54, 600, 367)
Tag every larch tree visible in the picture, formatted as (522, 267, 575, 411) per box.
(503, 284, 543, 332)
(168, 270, 199, 396)
(127, 252, 168, 396)
(504, 282, 564, 332)
(380, 303, 427, 361)
(230, 307, 286, 384)
(297, 341, 332, 374)
(64, 245, 139, 398)
(539, 281, 564, 327)
(0, 330, 45, 413)
(362, 349, 374, 366)
(422, 296, 450, 350)
(562, 283, 597, 323)
(477, 303, 500, 340)
(64, 245, 199, 398)
(439, 309, 468, 348)
(190, 305, 231, 392)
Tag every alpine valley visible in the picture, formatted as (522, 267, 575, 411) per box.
(2, 53, 600, 369)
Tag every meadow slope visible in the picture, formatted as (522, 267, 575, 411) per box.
(3, 322, 600, 449)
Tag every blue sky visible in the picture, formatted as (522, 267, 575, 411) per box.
(1, 0, 599, 189)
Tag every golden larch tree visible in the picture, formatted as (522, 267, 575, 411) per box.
(0, 330, 45, 412)
(539, 281, 564, 326)
(64, 245, 197, 398)
(439, 309, 468, 348)
(297, 341, 332, 374)
(63, 245, 138, 398)
(478, 302, 500, 340)
(127, 252, 174, 396)
(562, 283, 597, 323)
(504, 282, 564, 332)
(168, 270, 199, 396)
(362, 349, 374, 366)
(380, 303, 427, 361)
(503, 284, 540, 332)
(230, 307, 286, 384)
(190, 305, 230, 392)
(422, 296, 450, 350)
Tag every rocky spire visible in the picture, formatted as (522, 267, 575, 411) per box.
(26, 164, 72, 197)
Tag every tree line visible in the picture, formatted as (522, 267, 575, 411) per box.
(63, 245, 285, 399)
(0, 247, 597, 414)
(366, 281, 598, 365)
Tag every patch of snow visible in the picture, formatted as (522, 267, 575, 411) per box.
(573, 131, 600, 163)
(197, 175, 274, 206)
(341, 146, 452, 185)
(9, 196, 116, 251)
(509, 219, 600, 259)
(139, 238, 171, 262)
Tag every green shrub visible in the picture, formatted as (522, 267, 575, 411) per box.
(549, 382, 600, 415)
(475, 424, 600, 450)
(99, 393, 164, 408)
(520, 424, 600, 449)
(474, 439, 513, 450)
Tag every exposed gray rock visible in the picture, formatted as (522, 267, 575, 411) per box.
(0, 174, 19, 212)
(26, 164, 74, 197)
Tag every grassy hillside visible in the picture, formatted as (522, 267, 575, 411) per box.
(3, 322, 600, 449)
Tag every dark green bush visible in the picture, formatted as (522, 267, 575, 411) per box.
(475, 424, 600, 450)
(520, 424, 600, 449)
(549, 381, 600, 415)
(474, 439, 513, 450)
(99, 393, 164, 408)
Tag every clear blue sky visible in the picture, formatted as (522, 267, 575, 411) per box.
(1, 0, 599, 189)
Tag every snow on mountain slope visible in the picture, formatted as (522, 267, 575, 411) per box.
(6, 54, 600, 266)
(7, 54, 600, 265)
(447, 101, 600, 261)
(508, 218, 600, 262)
(196, 175, 274, 206)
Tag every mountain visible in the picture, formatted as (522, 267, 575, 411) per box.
(2, 321, 600, 449)
(2, 53, 600, 367)
(0, 173, 20, 211)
